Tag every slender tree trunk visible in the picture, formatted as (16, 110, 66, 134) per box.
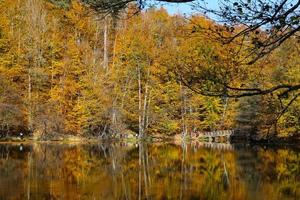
(103, 16, 109, 70)
(137, 66, 143, 138)
(142, 85, 148, 134)
(28, 67, 32, 131)
(112, 100, 117, 126)
(180, 82, 187, 138)
(112, 34, 117, 68)
(91, 19, 99, 83)
(221, 97, 229, 127)
(17, 0, 21, 64)
(142, 75, 149, 137)
(145, 90, 151, 130)
(141, 65, 151, 137)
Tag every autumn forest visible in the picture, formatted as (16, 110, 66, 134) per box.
(1, 0, 300, 199)
(0, 0, 299, 142)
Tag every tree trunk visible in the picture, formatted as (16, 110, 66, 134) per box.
(141, 67, 151, 137)
(221, 97, 229, 127)
(180, 82, 187, 138)
(145, 90, 151, 131)
(137, 66, 143, 138)
(103, 16, 109, 70)
(28, 68, 32, 131)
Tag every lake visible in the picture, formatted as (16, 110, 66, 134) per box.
(0, 141, 299, 200)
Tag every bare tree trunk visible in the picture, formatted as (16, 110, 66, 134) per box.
(112, 100, 117, 126)
(142, 85, 148, 134)
(141, 67, 150, 137)
(28, 68, 32, 131)
(112, 34, 117, 68)
(103, 16, 109, 70)
(137, 66, 143, 138)
(17, 0, 21, 64)
(93, 19, 99, 82)
(221, 97, 229, 127)
(145, 90, 151, 130)
(180, 82, 187, 138)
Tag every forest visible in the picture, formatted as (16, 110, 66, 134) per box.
(0, 0, 299, 142)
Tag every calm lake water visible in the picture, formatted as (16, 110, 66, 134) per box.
(0, 141, 299, 200)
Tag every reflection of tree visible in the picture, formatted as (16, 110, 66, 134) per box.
(235, 147, 263, 198)
(180, 141, 187, 200)
(257, 148, 300, 198)
(0, 143, 299, 199)
(236, 146, 300, 199)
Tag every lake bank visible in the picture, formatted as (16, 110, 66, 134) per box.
(0, 132, 299, 146)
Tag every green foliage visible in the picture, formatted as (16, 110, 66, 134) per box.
(49, 0, 71, 8)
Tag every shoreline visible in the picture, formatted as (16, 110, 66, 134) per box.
(0, 135, 299, 146)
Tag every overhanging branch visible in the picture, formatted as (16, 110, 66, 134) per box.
(180, 73, 300, 98)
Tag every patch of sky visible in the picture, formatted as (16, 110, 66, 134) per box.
(144, 0, 220, 16)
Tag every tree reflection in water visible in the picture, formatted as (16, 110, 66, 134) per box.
(0, 142, 299, 200)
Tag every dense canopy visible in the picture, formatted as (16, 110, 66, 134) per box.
(0, 0, 299, 141)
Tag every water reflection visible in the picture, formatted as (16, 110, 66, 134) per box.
(0, 142, 299, 200)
